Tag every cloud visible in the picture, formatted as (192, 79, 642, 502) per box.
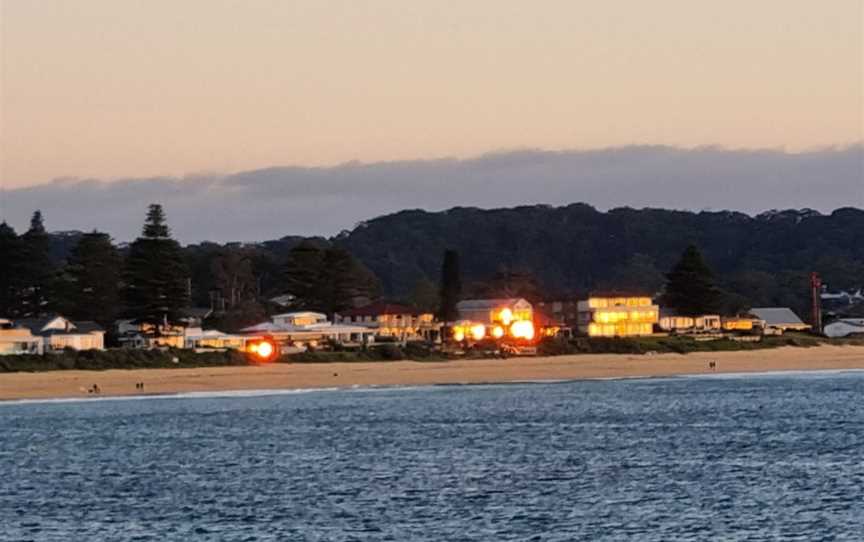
(1, 145, 861, 243)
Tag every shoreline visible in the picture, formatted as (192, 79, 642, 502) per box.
(2, 344, 864, 402)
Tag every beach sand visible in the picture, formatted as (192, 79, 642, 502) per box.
(2, 345, 863, 401)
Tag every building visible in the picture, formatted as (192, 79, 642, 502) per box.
(242, 312, 376, 348)
(721, 317, 760, 332)
(750, 308, 810, 333)
(577, 295, 659, 337)
(16, 315, 105, 351)
(183, 328, 251, 351)
(824, 318, 864, 338)
(335, 303, 441, 342)
(456, 299, 533, 326)
(658, 313, 722, 334)
(116, 319, 186, 349)
(0, 319, 43, 355)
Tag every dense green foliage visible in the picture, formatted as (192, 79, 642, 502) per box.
(0, 222, 26, 317)
(281, 241, 380, 315)
(0, 348, 248, 373)
(663, 245, 722, 316)
(338, 205, 864, 319)
(54, 231, 122, 329)
(6, 203, 863, 329)
(18, 211, 53, 317)
(124, 204, 191, 325)
(437, 249, 462, 321)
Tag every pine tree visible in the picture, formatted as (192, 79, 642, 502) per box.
(282, 242, 380, 314)
(125, 204, 190, 326)
(663, 245, 721, 316)
(281, 241, 328, 308)
(438, 249, 462, 321)
(19, 211, 53, 317)
(65, 231, 122, 328)
(0, 222, 26, 317)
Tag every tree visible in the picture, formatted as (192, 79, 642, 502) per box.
(663, 245, 722, 316)
(64, 231, 122, 328)
(125, 204, 190, 325)
(0, 222, 26, 317)
(19, 211, 53, 316)
(409, 277, 439, 313)
(281, 242, 380, 314)
(438, 249, 462, 321)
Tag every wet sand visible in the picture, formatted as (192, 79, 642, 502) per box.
(1, 345, 863, 401)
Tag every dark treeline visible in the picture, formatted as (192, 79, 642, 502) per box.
(2, 203, 862, 332)
(0, 205, 381, 336)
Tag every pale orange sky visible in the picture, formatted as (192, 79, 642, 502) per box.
(0, 0, 862, 189)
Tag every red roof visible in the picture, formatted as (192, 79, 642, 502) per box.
(338, 303, 421, 317)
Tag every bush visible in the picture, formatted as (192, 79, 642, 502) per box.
(0, 348, 250, 373)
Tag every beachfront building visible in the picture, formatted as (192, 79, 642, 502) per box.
(721, 317, 761, 332)
(0, 318, 44, 355)
(456, 299, 533, 326)
(749, 308, 810, 333)
(183, 328, 251, 351)
(115, 319, 186, 349)
(335, 303, 441, 342)
(453, 298, 536, 341)
(824, 318, 864, 338)
(242, 311, 376, 349)
(658, 313, 722, 334)
(577, 294, 659, 337)
(16, 315, 105, 351)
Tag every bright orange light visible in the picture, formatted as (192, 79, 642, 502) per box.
(491, 325, 505, 339)
(510, 320, 535, 341)
(453, 328, 465, 342)
(498, 308, 513, 326)
(248, 339, 277, 362)
(470, 323, 486, 341)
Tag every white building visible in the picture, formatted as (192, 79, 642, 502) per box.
(0, 318, 44, 355)
(15, 315, 105, 351)
(824, 319, 864, 338)
(750, 308, 810, 333)
(242, 312, 376, 348)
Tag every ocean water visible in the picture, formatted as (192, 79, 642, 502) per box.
(2, 373, 864, 541)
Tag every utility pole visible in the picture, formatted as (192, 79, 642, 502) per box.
(810, 272, 822, 334)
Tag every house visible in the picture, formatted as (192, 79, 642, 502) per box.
(184, 328, 251, 351)
(658, 313, 722, 334)
(721, 317, 761, 332)
(242, 311, 376, 348)
(0, 318, 43, 355)
(456, 299, 533, 326)
(335, 303, 441, 342)
(115, 319, 186, 349)
(454, 299, 535, 341)
(750, 308, 810, 333)
(824, 319, 864, 338)
(577, 294, 659, 337)
(16, 315, 105, 351)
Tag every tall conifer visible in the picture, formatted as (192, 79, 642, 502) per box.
(125, 204, 190, 326)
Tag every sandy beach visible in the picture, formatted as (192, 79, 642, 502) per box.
(0, 344, 862, 401)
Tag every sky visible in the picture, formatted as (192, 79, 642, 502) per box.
(0, 1, 862, 240)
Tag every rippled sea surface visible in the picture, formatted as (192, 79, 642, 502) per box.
(3, 372, 864, 541)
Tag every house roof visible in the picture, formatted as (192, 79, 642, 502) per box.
(750, 308, 807, 327)
(16, 316, 104, 336)
(456, 298, 530, 310)
(338, 303, 421, 317)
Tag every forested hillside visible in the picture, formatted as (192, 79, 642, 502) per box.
(24, 203, 864, 325)
(336, 204, 864, 315)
